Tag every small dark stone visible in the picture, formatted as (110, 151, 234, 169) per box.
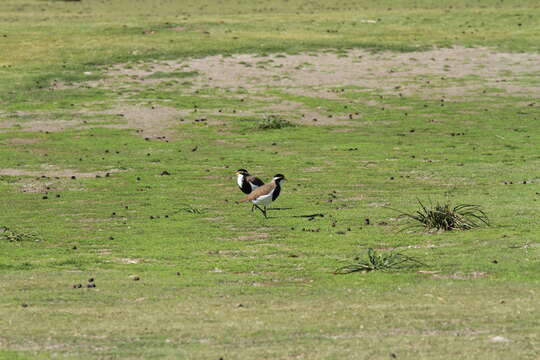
(390, 353, 397, 359)
(364, 218, 370, 225)
(56, 194, 61, 198)
(72, 246, 77, 250)
(133, 276, 140, 281)
(492, 260, 498, 264)
(161, 170, 171, 176)
(88, 278, 94, 283)
(176, 272, 181, 276)
(21, 303, 29, 308)
(42, 196, 48, 200)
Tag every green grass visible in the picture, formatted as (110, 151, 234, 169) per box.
(395, 200, 490, 232)
(334, 248, 425, 274)
(0, 0, 540, 359)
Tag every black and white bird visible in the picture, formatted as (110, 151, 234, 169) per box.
(239, 174, 286, 218)
(235, 169, 264, 212)
(235, 169, 264, 194)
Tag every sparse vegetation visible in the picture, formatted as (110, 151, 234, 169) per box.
(144, 71, 199, 79)
(334, 248, 425, 274)
(257, 115, 295, 129)
(0, 226, 40, 243)
(181, 205, 203, 214)
(396, 199, 489, 232)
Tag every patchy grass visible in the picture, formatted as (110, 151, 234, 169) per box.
(143, 70, 200, 80)
(0, 0, 539, 359)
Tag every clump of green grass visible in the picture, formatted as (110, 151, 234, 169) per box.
(257, 115, 295, 129)
(181, 205, 202, 214)
(334, 248, 424, 274)
(396, 199, 489, 232)
(0, 226, 41, 242)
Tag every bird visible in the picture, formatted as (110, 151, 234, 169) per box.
(238, 174, 286, 218)
(235, 169, 264, 194)
(235, 169, 265, 211)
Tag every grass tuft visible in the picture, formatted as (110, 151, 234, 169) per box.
(257, 115, 295, 129)
(0, 226, 41, 243)
(334, 248, 424, 274)
(181, 205, 203, 214)
(395, 199, 489, 232)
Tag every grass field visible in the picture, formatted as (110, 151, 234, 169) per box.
(1, 0, 539, 359)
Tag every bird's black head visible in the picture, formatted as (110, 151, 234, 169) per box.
(273, 174, 286, 183)
(236, 169, 249, 175)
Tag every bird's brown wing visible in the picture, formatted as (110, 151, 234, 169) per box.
(246, 175, 264, 187)
(238, 182, 275, 202)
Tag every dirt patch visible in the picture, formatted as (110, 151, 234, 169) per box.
(175, 47, 540, 99)
(6, 138, 43, 145)
(0, 165, 125, 178)
(234, 233, 269, 241)
(116, 258, 143, 264)
(103, 104, 189, 139)
(430, 272, 487, 280)
(0, 105, 187, 139)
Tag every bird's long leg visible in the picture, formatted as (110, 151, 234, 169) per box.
(251, 204, 255, 212)
(262, 205, 268, 219)
(254, 204, 265, 216)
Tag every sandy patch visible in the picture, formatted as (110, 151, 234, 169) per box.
(430, 272, 487, 280)
(6, 138, 43, 145)
(0, 165, 125, 178)
(175, 47, 540, 99)
(102, 104, 189, 139)
(0, 105, 187, 139)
